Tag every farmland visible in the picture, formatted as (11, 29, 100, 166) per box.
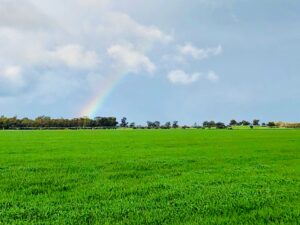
(0, 129, 299, 224)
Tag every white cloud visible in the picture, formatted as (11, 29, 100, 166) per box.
(207, 70, 219, 82)
(0, 0, 174, 98)
(0, 0, 52, 30)
(0, 65, 25, 95)
(133, 23, 173, 44)
(107, 43, 156, 73)
(168, 70, 201, 85)
(0, 0, 225, 103)
(50, 44, 100, 69)
(168, 70, 220, 85)
(178, 44, 222, 60)
(78, 0, 111, 7)
(0, 2, 170, 72)
(2, 65, 22, 79)
(0, 65, 23, 86)
(97, 12, 173, 47)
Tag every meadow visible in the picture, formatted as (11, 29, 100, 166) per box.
(0, 129, 299, 224)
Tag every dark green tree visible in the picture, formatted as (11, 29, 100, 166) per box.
(172, 121, 179, 128)
(267, 122, 276, 128)
(241, 120, 251, 126)
(253, 119, 260, 126)
(216, 122, 226, 129)
(229, 120, 237, 126)
(120, 117, 128, 128)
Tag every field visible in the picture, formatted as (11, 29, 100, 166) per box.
(0, 129, 299, 224)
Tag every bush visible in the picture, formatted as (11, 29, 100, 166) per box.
(267, 122, 276, 128)
(216, 122, 226, 129)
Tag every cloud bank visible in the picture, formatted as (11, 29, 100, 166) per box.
(0, 0, 223, 117)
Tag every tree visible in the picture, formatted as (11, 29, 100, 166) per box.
(202, 121, 209, 128)
(241, 120, 251, 126)
(21, 117, 34, 128)
(129, 122, 135, 128)
(267, 122, 276, 128)
(208, 121, 216, 128)
(147, 121, 153, 129)
(82, 117, 92, 127)
(154, 121, 160, 129)
(146, 121, 160, 129)
(202, 121, 216, 128)
(172, 121, 179, 128)
(229, 120, 237, 126)
(94, 117, 118, 128)
(0, 116, 119, 129)
(216, 122, 226, 129)
(120, 117, 128, 128)
(35, 116, 53, 128)
(164, 122, 171, 129)
(253, 119, 260, 126)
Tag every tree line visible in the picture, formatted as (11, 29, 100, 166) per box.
(0, 116, 117, 129)
(0, 116, 285, 130)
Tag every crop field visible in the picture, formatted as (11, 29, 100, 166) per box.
(0, 129, 299, 224)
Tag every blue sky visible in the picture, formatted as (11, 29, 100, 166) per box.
(0, 0, 299, 125)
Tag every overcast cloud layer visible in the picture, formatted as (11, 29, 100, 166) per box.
(0, 0, 300, 124)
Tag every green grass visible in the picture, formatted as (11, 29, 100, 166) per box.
(231, 126, 283, 130)
(0, 129, 299, 224)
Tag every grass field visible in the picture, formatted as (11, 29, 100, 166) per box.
(0, 129, 299, 224)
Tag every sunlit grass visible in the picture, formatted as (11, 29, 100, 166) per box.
(0, 129, 299, 224)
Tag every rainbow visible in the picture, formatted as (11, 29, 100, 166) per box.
(79, 69, 126, 118)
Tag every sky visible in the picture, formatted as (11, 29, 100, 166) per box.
(0, 0, 299, 125)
